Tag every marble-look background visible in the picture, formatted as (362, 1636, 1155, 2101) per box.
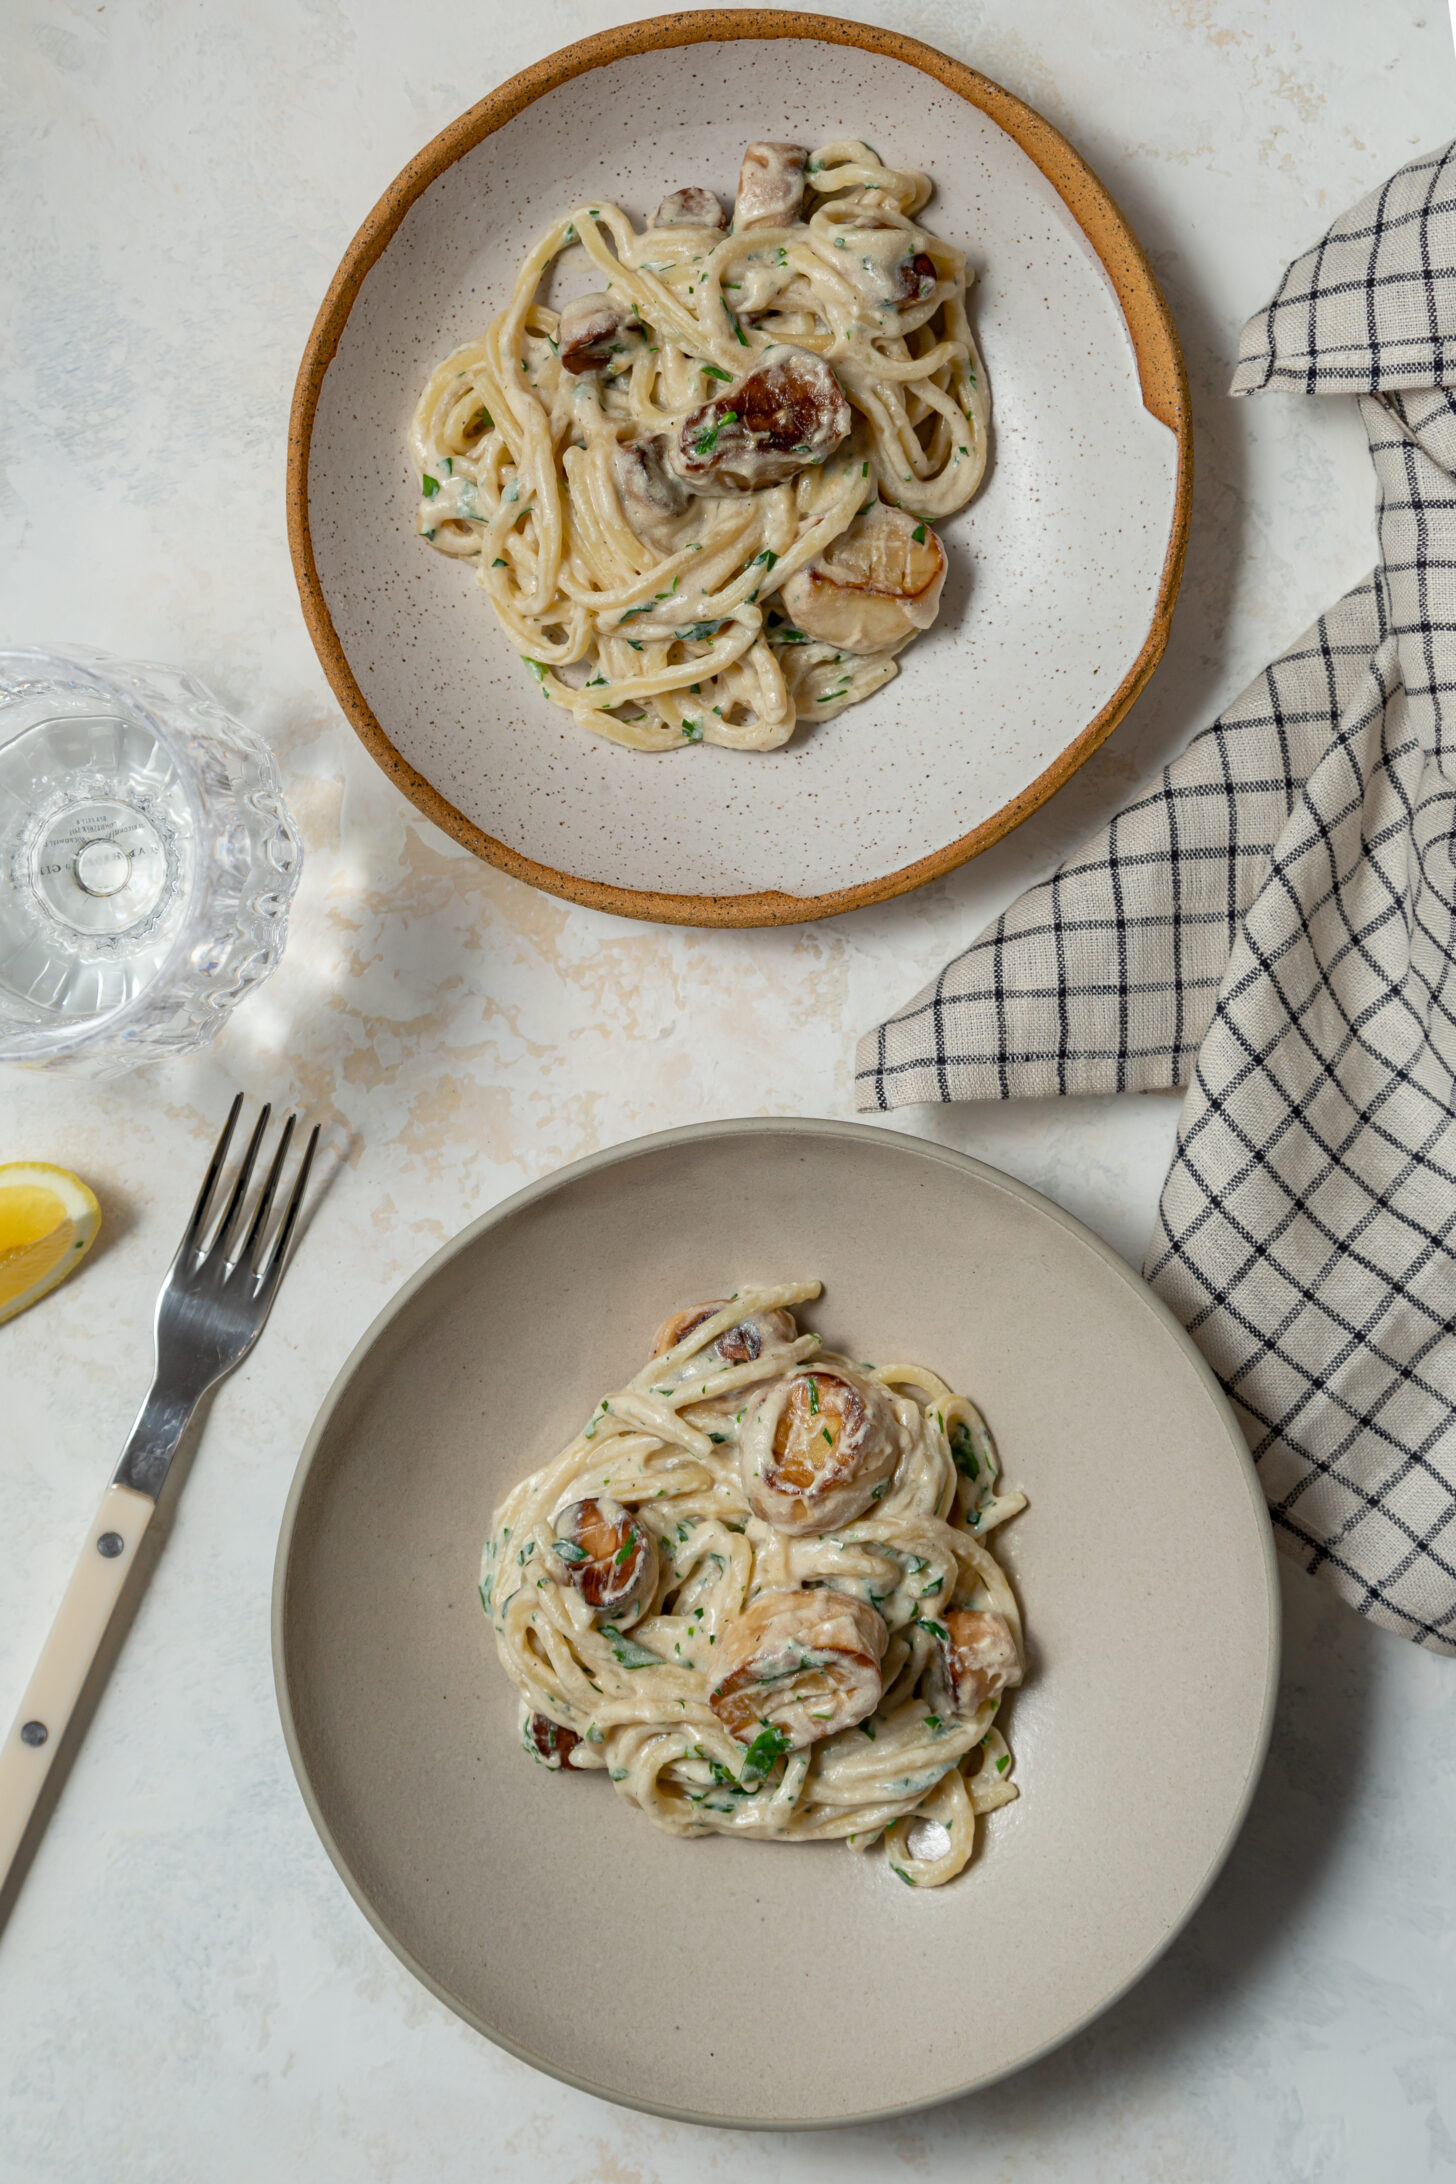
(3, 2, 1455, 2177)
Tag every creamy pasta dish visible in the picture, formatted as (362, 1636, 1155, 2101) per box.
(481, 1282, 1026, 1888)
(411, 139, 990, 751)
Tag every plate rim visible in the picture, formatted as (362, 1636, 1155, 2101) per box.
(286, 7, 1193, 929)
(271, 1115, 1280, 2129)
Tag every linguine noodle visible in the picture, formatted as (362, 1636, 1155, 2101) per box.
(411, 140, 990, 751)
(482, 1282, 1026, 1889)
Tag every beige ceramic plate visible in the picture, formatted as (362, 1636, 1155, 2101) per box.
(288, 11, 1190, 927)
(273, 1120, 1276, 2128)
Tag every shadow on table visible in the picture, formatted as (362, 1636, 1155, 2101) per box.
(848, 1556, 1381, 2153)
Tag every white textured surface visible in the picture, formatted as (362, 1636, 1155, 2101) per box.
(1, 2, 1454, 2177)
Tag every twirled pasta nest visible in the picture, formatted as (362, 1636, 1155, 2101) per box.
(411, 139, 990, 751)
(483, 1281, 1027, 1890)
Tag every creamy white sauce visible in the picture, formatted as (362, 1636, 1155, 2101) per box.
(483, 1281, 1026, 1890)
(410, 139, 991, 752)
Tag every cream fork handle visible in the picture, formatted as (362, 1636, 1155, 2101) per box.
(0, 1482, 155, 1889)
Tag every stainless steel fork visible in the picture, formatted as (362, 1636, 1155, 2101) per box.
(0, 1096, 318, 1889)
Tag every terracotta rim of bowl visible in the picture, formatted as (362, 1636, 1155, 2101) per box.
(272, 1117, 1278, 2128)
(287, 10, 1193, 928)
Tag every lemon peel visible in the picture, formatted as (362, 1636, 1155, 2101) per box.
(0, 1163, 101, 1325)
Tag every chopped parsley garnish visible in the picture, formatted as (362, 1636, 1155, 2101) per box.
(821, 1427, 833, 1446)
(524, 658, 547, 683)
(612, 1536, 636, 1568)
(858, 1719, 877, 1740)
(754, 548, 778, 571)
(691, 408, 739, 457)
(421, 473, 439, 497)
(681, 717, 704, 742)
(490, 557, 506, 568)
(808, 1379, 820, 1415)
(912, 523, 927, 543)
(916, 1616, 950, 1642)
(700, 362, 733, 382)
(552, 1539, 588, 1564)
(676, 620, 724, 641)
(949, 1419, 980, 1479)
(741, 1724, 791, 1779)
(602, 1626, 662, 1670)
(996, 1754, 1011, 1774)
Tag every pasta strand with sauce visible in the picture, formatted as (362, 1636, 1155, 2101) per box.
(411, 140, 990, 751)
(482, 1281, 1026, 1890)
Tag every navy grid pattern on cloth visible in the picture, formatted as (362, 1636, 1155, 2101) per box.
(856, 142, 1456, 1652)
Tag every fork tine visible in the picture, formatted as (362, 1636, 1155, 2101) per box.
(259, 1122, 320, 1287)
(184, 1092, 244, 1252)
(208, 1102, 271, 1262)
(242, 1112, 296, 1271)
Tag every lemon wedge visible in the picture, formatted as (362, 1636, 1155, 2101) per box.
(0, 1163, 101, 1325)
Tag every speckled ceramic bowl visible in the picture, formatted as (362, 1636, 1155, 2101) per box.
(273, 1121, 1277, 2128)
(288, 12, 1190, 925)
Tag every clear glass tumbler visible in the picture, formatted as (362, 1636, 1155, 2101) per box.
(0, 646, 302, 1074)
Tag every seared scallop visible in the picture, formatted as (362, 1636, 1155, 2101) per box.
(778, 502, 947, 655)
(925, 1609, 1022, 1720)
(650, 1298, 799, 1378)
(549, 1496, 659, 1628)
(525, 1711, 583, 1769)
(613, 437, 692, 549)
(651, 186, 726, 230)
(557, 293, 639, 375)
(732, 142, 808, 232)
(710, 1587, 886, 1748)
(816, 210, 941, 312)
(739, 1365, 905, 1534)
(668, 346, 852, 495)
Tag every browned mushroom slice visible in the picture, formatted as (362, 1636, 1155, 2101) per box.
(740, 1364, 905, 1535)
(778, 503, 947, 655)
(613, 437, 692, 549)
(710, 1587, 887, 1750)
(651, 186, 726, 230)
(557, 293, 639, 375)
(549, 1496, 659, 1628)
(925, 1609, 1022, 1721)
(732, 142, 808, 232)
(526, 1712, 583, 1769)
(650, 1298, 799, 1372)
(668, 346, 851, 495)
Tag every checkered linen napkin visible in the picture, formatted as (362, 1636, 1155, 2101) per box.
(856, 144, 1456, 1651)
